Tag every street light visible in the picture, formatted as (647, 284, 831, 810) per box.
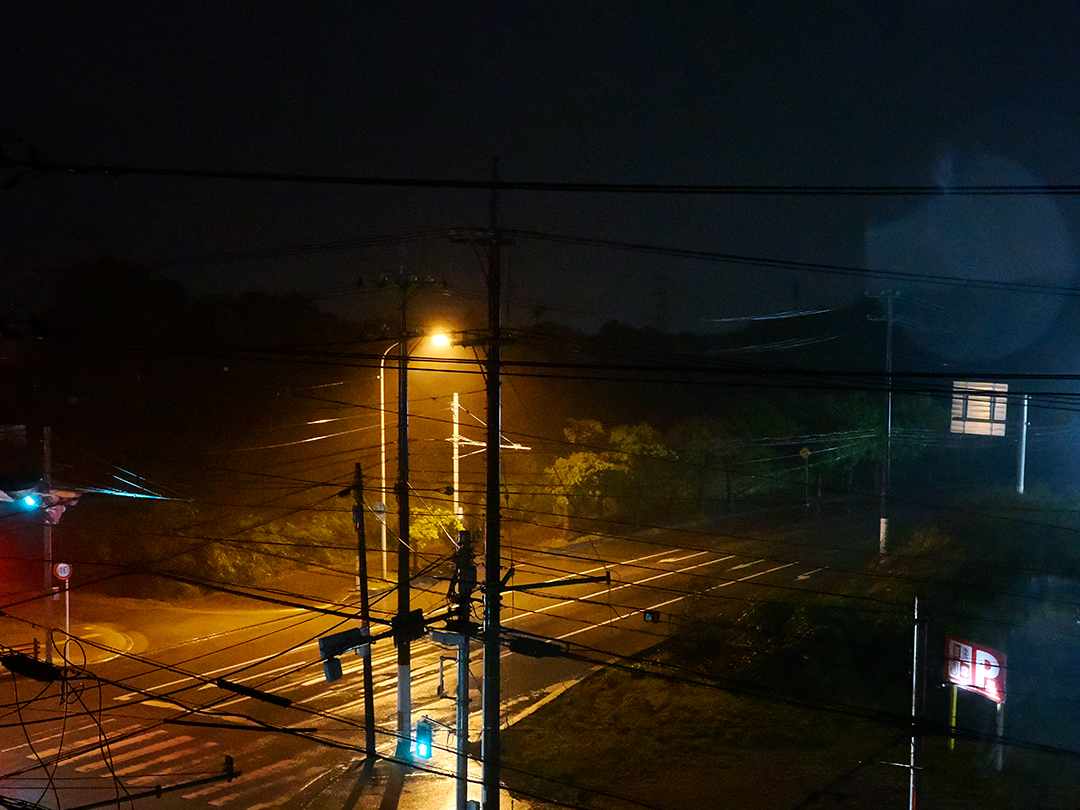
(378, 327, 451, 761)
(378, 341, 398, 583)
(378, 331, 452, 583)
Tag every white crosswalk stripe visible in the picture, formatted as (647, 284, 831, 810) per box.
(76, 734, 193, 772)
(112, 740, 219, 776)
(35, 728, 169, 767)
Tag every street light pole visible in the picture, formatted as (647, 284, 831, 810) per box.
(395, 283, 414, 761)
(452, 392, 462, 524)
(379, 342, 398, 584)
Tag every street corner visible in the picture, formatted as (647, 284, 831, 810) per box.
(61, 622, 144, 666)
(0, 614, 42, 658)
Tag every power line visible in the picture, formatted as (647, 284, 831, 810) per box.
(10, 149, 1080, 196)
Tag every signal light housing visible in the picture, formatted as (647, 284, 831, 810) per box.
(415, 719, 434, 759)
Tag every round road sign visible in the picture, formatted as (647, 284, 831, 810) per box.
(53, 562, 72, 581)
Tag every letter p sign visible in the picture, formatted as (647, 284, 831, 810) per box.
(946, 635, 1006, 704)
(974, 649, 1000, 690)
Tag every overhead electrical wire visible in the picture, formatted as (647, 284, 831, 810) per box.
(10, 148, 1080, 197)
(12, 149, 1080, 805)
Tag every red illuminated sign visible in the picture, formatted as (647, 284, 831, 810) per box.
(945, 635, 1006, 704)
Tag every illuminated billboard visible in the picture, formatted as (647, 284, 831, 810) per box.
(945, 635, 1006, 704)
(951, 381, 1008, 436)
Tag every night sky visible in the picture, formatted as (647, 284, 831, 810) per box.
(6, 3, 1080, 356)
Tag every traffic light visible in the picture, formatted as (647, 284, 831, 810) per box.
(643, 609, 661, 623)
(415, 719, 434, 759)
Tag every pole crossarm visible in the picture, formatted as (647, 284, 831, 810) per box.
(502, 572, 611, 593)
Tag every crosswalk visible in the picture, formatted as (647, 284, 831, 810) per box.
(4, 719, 340, 808)
(1, 640, 460, 808)
(1, 541, 832, 808)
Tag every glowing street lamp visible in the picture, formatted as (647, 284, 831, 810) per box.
(378, 341, 398, 584)
(378, 331, 452, 583)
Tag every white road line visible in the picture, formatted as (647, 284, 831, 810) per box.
(728, 559, 765, 570)
(660, 552, 709, 563)
(114, 648, 312, 702)
(559, 563, 796, 640)
(503, 552, 735, 623)
(3, 718, 126, 754)
(112, 741, 218, 776)
(208, 764, 325, 808)
(33, 728, 169, 766)
(182, 759, 307, 802)
(75, 735, 192, 772)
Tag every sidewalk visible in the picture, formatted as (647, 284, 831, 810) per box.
(288, 755, 557, 810)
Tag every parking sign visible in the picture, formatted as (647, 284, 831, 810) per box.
(946, 635, 1006, 704)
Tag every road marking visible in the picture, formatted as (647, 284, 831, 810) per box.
(76, 735, 193, 772)
(728, 559, 765, 571)
(112, 741, 217, 776)
(660, 551, 709, 563)
(509, 548, 684, 593)
(32, 728, 169, 766)
(797, 567, 826, 580)
(3, 718, 124, 754)
(502, 552, 735, 624)
(557, 563, 795, 640)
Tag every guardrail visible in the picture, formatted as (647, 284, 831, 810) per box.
(1, 639, 41, 659)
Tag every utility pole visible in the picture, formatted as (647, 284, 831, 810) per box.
(869, 292, 896, 553)
(483, 161, 504, 810)
(395, 276, 413, 759)
(378, 270, 443, 760)
(908, 597, 920, 810)
(351, 463, 377, 760)
(1017, 394, 1029, 495)
(433, 530, 478, 810)
(43, 426, 54, 665)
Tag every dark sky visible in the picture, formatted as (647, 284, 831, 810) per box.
(6, 2, 1080, 356)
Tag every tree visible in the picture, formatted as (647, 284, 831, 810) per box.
(549, 419, 677, 528)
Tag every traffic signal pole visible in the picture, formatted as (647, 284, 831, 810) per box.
(433, 530, 478, 810)
(396, 282, 413, 759)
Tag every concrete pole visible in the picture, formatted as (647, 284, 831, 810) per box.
(379, 342, 397, 583)
(43, 426, 54, 665)
(352, 464, 377, 760)
(1017, 394, 1029, 495)
(396, 287, 413, 760)
(452, 392, 462, 523)
(482, 164, 504, 810)
(456, 633, 470, 810)
(909, 597, 920, 810)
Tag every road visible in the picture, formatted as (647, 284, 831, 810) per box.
(0, 505, 878, 809)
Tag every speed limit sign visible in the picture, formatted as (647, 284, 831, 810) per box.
(53, 562, 72, 581)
